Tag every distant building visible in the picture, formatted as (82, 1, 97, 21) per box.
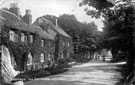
(33, 17, 73, 61)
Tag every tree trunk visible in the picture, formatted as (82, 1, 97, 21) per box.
(127, 39, 134, 73)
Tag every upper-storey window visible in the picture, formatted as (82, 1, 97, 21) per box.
(67, 42, 70, 47)
(25, 35, 27, 43)
(41, 39, 44, 47)
(21, 33, 25, 42)
(21, 33, 27, 43)
(30, 35, 33, 43)
(63, 42, 65, 46)
(9, 30, 14, 41)
(48, 41, 51, 47)
(14, 33, 18, 42)
(0, 26, 1, 33)
(9, 30, 18, 42)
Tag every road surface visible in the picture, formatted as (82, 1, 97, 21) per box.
(24, 60, 125, 85)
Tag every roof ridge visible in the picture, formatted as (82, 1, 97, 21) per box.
(0, 9, 27, 25)
(41, 17, 71, 38)
(1, 9, 21, 20)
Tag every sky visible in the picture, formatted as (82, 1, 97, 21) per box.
(0, 0, 104, 31)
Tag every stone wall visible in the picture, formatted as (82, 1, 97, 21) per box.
(1, 45, 19, 83)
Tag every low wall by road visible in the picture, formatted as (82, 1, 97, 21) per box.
(0, 45, 22, 84)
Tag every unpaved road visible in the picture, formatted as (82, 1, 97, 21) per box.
(24, 60, 125, 85)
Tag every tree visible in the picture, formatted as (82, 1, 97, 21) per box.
(79, 0, 114, 18)
(80, 0, 135, 72)
(43, 14, 98, 57)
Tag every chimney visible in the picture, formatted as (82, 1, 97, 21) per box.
(23, 9, 32, 25)
(9, 3, 20, 16)
(131, 0, 135, 8)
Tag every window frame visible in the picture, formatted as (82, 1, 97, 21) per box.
(21, 32, 27, 43)
(21, 32, 25, 42)
(14, 33, 18, 42)
(68, 42, 70, 47)
(9, 30, 14, 41)
(27, 53, 33, 65)
(40, 53, 44, 62)
(29, 34, 33, 43)
(41, 39, 44, 47)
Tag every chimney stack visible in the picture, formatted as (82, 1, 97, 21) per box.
(9, 3, 20, 16)
(131, 0, 135, 7)
(23, 9, 32, 25)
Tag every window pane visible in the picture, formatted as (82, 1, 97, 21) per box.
(48, 54, 51, 61)
(21, 33, 25, 42)
(25, 36, 27, 43)
(68, 42, 70, 47)
(40, 53, 44, 62)
(27, 53, 33, 65)
(41, 40, 44, 47)
(48, 41, 50, 47)
(14, 34, 18, 42)
(30, 35, 33, 43)
(9, 30, 14, 41)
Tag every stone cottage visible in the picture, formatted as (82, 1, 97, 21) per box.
(0, 4, 55, 71)
(33, 16, 73, 61)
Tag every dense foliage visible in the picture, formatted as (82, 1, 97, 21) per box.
(80, 0, 135, 72)
(43, 14, 99, 56)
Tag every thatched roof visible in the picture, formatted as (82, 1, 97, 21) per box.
(0, 9, 54, 40)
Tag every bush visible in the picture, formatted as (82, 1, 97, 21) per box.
(48, 68, 68, 75)
(70, 53, 91, 63)
(14, 62, 70, 82)
(15, 69, 51, 81)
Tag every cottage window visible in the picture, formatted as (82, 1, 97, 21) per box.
(68, 42, 70, 47)
(24, 35, 27, 43)
(67, 53, 70, 58)
(61, 53, 63, 58)
(27, 53, 33, 65)
(21, 33, 25, 42)
(48, 41, 51, 47)
(9, 30, 15, 41)
(30, 35, 33, 43)
(0, 26, 1, 33)
(48, 54, 51, 61)
(14, 34, 18, 42)
(41, 40, 44, 47)
(21, 33, 27, 43)
(40, 53, 44, 62)
(63, 42, 65, 46)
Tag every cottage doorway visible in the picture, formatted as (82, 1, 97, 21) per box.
(63, 50, 67, 58)
(21, 52, 28, 71)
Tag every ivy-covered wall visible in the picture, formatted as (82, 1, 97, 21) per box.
(56, 35, 73, 60)
(0, 25, 55, 71)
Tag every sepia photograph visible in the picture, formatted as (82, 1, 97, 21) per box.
(0, 0, 135, 85)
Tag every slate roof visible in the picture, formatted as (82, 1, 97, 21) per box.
(33, 16, 71, 38)
(0, 9, 53, 40)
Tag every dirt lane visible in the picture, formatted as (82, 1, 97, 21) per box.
(24, 61, 125, 85)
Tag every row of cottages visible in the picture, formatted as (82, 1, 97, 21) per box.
(0, 3, 73, 72)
